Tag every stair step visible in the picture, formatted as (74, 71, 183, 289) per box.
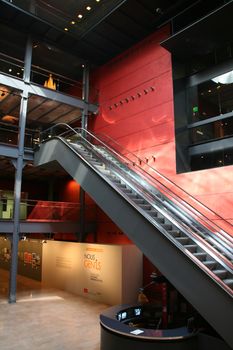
(212, 270, 228, 279)
(176, 237, 190, 245)
(155, 217, 164, 224)
(100, 169, 111, 175)
(117, 184, 127, 189)
(122, 189, 133, 194)
(184, 244, 197, 253)
(203, 261, 217, 270)
(168, 230, 181, 238)
(223, 279, 233, 288)
(132, 198, 145, 205)
(193, 252, 207, 261)
(161, 223, 173, 230)
(94, 164, 105, 169)
(139, 204, 152, 210)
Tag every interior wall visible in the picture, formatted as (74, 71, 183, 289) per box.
(90, 25, 233, 236)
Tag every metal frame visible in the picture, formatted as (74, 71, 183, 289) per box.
(0, 72, 98, 113)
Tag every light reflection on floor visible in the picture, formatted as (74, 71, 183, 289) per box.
(0, 268, 109, 350)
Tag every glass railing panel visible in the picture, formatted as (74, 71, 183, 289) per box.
(0, 122, 40, 148)
(188, 68, 233, 123)
(190, 116, 233, 145)
(0, 199, 96, 222)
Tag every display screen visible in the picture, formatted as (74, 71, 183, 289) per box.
(117, 311, 127, 321)
(134, 308, 142, 316)
(121, 311, 127, 320)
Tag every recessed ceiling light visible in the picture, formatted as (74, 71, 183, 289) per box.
(71, 21, 76, 25)
(64, 27, 69, 31)
(82, 64, 85, 68)
(9, 68, 12, 72)
(17, 72, 20, 75)
(96, 0, 100, 2)
(78, 14, 83, 18)
(86, 6, 91, 10)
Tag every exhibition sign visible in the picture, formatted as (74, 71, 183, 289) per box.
(42, 241, 142, 305)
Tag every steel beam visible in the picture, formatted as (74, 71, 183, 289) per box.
(0, 72, 98, 113)
(0, 220, 94, 234)
(0, 144, 33, 160)
(79, 188, 86, 242)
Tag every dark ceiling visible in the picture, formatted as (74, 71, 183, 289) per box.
(0, 0, 229, 80)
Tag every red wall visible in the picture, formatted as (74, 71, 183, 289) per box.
(90, 25, 233, 237)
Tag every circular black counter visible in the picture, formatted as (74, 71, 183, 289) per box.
(100, 304, 198, 350)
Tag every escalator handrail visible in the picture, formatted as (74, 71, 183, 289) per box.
(40, 123, 233, 248)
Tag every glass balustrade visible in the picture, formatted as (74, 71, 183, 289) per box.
(0, 199, 96, 222)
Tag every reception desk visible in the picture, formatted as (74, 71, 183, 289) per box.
(100, 304, 198, 350)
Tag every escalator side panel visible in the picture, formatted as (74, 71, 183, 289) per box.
(34, 139, 233, 348)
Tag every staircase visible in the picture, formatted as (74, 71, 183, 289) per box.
(35, 124, 233, 348)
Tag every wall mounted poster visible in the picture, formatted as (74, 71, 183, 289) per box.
(0, 238, 42, 281)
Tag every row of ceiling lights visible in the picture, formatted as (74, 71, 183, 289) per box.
(64, 0, 101, 32)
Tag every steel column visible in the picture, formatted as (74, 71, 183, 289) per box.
(8, 37, 32, 303)
(79, 188, 86, 242)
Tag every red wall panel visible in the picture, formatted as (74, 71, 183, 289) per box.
(91, 24, 233, 238)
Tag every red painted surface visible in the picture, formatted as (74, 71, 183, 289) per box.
(90, 25, 233, 237)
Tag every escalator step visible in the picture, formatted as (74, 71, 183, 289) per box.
(155, 217, 164, 224)
(184, 244, 197, 253)
(145, 210, 158, 217)
(161, 223, 173, 230)
(202, 261, 217, 269)
(176, 237, 190, 244)
(212, 270, 228, 279)
(118, 184, 127, 189)
(223, 279, 233, 288)
(132, 198, 145, 204)
(139, 204, 152, 210)
(168, 230, 181, 238)
(193, 252, 207, 261)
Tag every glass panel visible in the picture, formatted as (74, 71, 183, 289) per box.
(190, 116, 233, 144)
(189, 67, 233, 123)
(31, 40, 83, 97)
(191, 148, 233, 171)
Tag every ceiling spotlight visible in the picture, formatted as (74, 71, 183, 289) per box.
(71, 21, 76, 25)
(86, 6, 91, 10)
(64, 27, 69, 31)
(8, 68, 12, 72)
(78, 14, 83, 18)
(82, 64, 85, 68)
(96, 0, 100, 2)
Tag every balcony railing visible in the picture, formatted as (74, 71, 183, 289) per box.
(0, 199, 96, 222)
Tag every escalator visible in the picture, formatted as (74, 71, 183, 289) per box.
(34, 124, 233, 348)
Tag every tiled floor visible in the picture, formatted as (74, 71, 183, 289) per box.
(0, 269, 109, 350)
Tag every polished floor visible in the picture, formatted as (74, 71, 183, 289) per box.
(0, 269, 109, 350)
